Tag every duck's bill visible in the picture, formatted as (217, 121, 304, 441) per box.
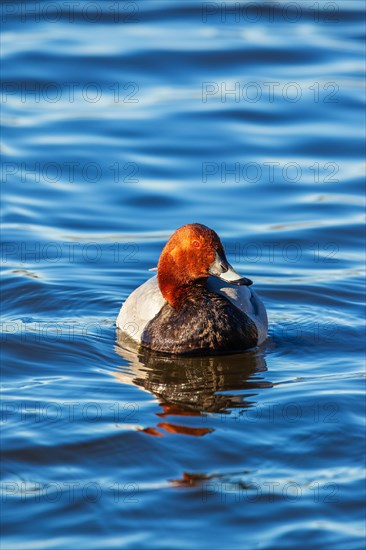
(209, 251, 253, 286)
(218, 269, 253, 286)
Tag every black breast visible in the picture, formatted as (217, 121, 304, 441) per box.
(141, 286, 258, 356)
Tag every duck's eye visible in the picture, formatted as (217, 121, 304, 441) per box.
(192, 240, 200, 248)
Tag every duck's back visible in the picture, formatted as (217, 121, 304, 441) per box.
(141, 285, 258, 355)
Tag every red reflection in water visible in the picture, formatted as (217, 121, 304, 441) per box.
(157, 422, 213, 437)
(170, 471, 214, 487)
(157, 403, 204, 418)
(138, 427, 164, 437)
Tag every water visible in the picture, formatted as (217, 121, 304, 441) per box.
(1, 1, 365, 548)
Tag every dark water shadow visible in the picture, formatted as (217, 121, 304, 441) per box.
(114, 331, 273, 437)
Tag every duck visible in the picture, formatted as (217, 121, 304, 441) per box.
(116, 223, 268, 356)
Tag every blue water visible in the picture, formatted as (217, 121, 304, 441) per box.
(1, 1, 365, 548)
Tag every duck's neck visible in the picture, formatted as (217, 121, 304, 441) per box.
(157, 254, 206, 309)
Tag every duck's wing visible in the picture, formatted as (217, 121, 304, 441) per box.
(207, 277, 268, 345)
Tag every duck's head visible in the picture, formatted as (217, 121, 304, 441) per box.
(157, 223, 252, 308)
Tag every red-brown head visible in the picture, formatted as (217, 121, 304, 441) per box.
(157, 223, 252, 308)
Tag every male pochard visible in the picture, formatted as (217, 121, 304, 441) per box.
(116, 223, 268, 355)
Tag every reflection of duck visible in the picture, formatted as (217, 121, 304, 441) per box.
(117, 224, 267, 355)
(114, 339, 272, 436)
